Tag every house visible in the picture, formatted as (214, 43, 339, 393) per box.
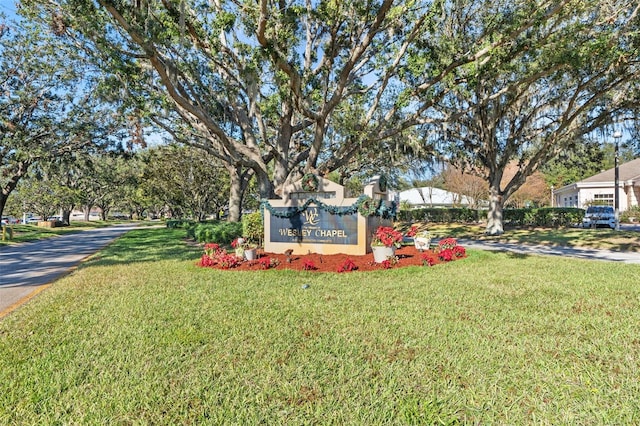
(552, 158, 640, 211)
(398, 187, 478, 208)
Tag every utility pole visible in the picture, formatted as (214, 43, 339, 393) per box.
(613, 131, 622, 231)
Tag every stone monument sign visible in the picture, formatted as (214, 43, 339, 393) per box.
(262, 174, 395, 255)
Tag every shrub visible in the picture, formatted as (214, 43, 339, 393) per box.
(192, 221, 242, 243)
(242, 212, 264, 246)
(397, 207, 584, 227)
(503, 207, 583, 227)
(621, 206, 640, 223)
(166, 219, 194, 229)
(397, 207, 484, 223)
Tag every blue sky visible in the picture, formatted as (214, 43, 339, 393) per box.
(0, 1, 18, 18)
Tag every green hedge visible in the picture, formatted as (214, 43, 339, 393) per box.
(398, 207, 584, 227)
(503, 208, 584, 227)
(397, 208, 485, 223)
(189, 221, 243, 244)
(165, 219, 195, 229)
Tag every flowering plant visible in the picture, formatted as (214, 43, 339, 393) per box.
(405, 225, 419, 237)
(436, 237, 466, 262)
(420, 252, 439, 266)
(371, 226, 403, 248)
(438, 248, 455, 262)
(199, 242, 239, 269)
(232, 237, 257, 250)
(302, 258, 317, 271)
(337, 258, 358, 272)
(204, 243, 220, 257)
(259, 256, 280, 269)
(438, 238, 458, 250)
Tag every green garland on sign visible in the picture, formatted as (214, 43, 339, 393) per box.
(357, 195, 379, 217)
(260, 194, 397, 219)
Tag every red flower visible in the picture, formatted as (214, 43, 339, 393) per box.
(438, 248, 454, 262)
(405, 225, 418, 238)
(231, 238, 245, 249)
(259, 257, 280, 269)
(219, 254, 239, 269)
(303, 259, 317, 271)
(420, 252, 439, 266)
(372, 226, 403, 248)
(453, 245, 466, 258)
(199, 254, 215, 267)
(438, 238, 458, 250)
(337, 258, 358, 272)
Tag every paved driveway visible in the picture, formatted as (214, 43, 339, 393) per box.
(0, 224, 138, 316)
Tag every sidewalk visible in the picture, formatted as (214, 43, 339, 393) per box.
(0, 223, 138, 318)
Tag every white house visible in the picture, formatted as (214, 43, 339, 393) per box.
(552, 157, 640, 211)
(398, 187, 477, 208)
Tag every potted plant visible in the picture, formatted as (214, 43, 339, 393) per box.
(371, 226, 403, 263)
(413, 230, 431, 251)
(243, 241, 258, 260)
(231, 238, 245, 258)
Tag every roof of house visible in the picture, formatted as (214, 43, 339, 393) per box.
(399, 187, 474, 206)
(581, 157, 640, 183)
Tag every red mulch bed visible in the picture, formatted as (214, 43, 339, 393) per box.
(199, 245, 462, 273)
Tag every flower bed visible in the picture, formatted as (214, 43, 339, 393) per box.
(198, 239, 466, 273)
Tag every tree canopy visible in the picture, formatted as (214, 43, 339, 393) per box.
(15, 0, 640, 230)
(0, 16, 126, 219)
(422, 0, 640, 233)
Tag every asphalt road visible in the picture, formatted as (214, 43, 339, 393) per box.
(0, 223, 139, 317)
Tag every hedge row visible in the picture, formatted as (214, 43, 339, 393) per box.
(185, 221, 243, 244)
(502, 208, 584, 227)
(398, 207, 584, 227)
(397, 208, 484, 223)
(165, 219, 195, 229)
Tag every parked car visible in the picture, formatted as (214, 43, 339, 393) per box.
(1, 216, 19, 225)
(582, 206, 616, 229)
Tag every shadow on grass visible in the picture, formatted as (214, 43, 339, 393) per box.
(502, 227, 640, 252)
(83, 227, 201, 267)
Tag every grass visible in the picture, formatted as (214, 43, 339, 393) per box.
(0, 221, 114, 245)
(1, 227, 640, 423)
(0, 220, 160, 245)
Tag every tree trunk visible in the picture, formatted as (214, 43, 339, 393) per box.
(486, 185, 504, 235)
(0, 160, 31, 221)
(226, 164, 242, 222)
(0, 193, 7, 220)
(62, 209, 71, 225)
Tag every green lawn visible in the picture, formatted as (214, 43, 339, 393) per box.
(1, 227, 639, 424)
(0, 221, 117, 245)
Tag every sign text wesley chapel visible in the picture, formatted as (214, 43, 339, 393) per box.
(263, 174, 392, 255)
(270, 207, 358, 245)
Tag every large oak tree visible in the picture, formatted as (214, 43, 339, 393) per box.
(419, 0, 640, 234)
(0, 17, 124, 219)
(19, 0, 470, 221)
